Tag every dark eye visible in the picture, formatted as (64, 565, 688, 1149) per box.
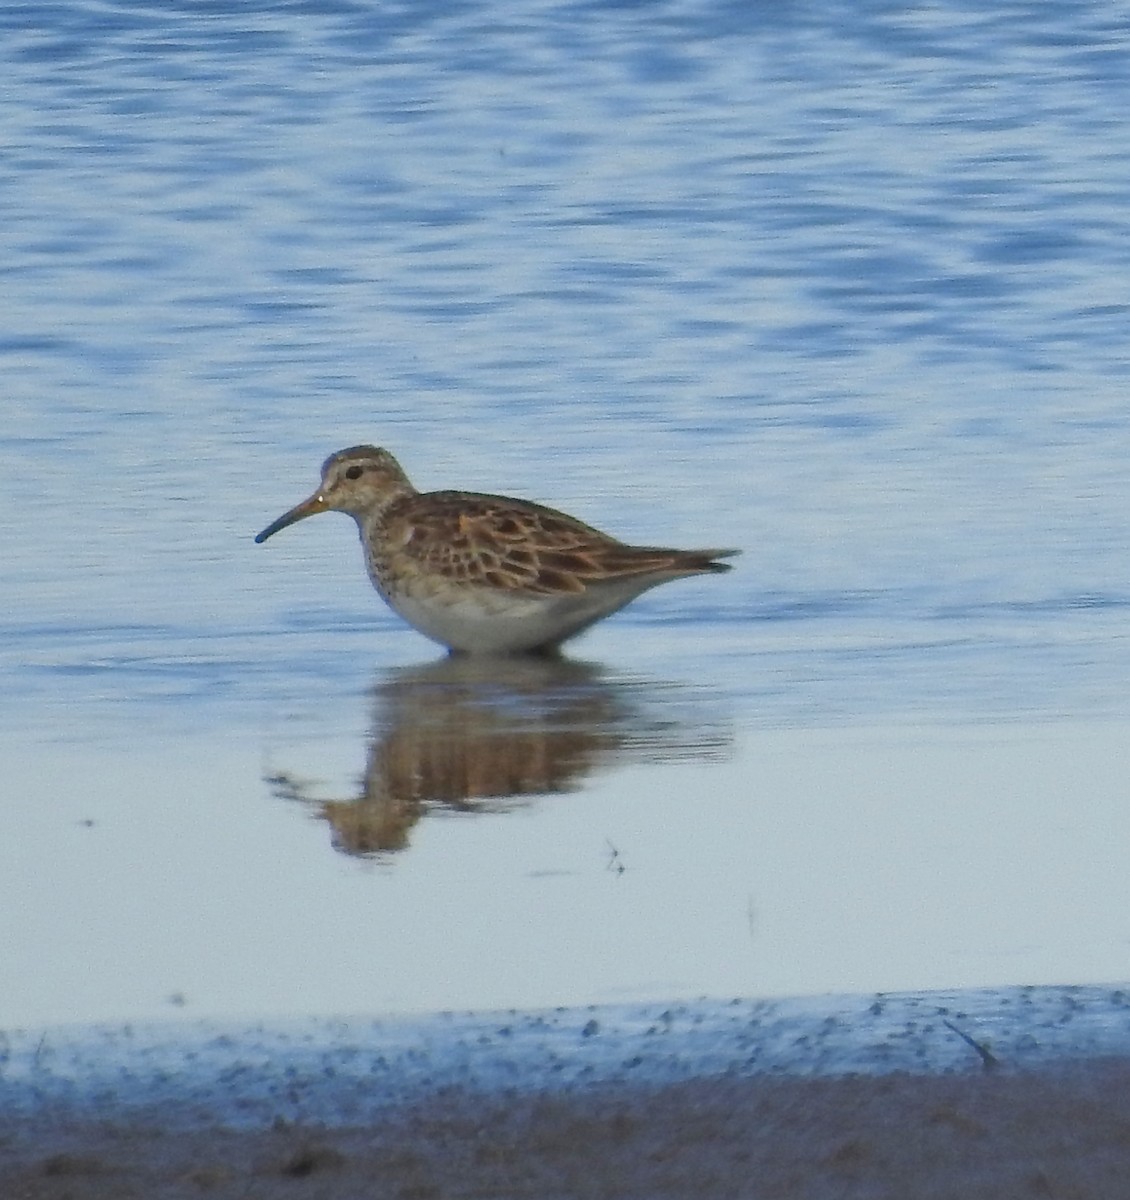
(345, 465, 364, 480)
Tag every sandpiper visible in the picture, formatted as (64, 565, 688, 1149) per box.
(255, 446, 738, 655)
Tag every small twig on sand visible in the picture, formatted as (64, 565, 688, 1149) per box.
(943, 1018, 999, 1071)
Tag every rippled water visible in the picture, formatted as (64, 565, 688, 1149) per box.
(4, 0, 1130, 1026)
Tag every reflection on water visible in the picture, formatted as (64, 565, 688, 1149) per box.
(268, 656, 733, 856)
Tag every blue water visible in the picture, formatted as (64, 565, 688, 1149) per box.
(6, 0, 1130, 736)
(4, 0, 1130, 1024)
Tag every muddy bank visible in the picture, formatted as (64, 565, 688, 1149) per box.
(5, 987, 1130, 1198)
(6, 1061, 1130, 1199)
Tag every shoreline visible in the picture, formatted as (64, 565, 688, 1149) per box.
(4, 985, 1130, 1197)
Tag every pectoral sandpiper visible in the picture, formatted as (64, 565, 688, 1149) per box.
(255, 446, 738, 656)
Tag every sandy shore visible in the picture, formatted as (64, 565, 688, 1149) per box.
(6, 1061, 1130, 1198)
(5, 987, 1130, 1198)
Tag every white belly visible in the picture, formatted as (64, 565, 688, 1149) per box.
(385, 583, 645, 655)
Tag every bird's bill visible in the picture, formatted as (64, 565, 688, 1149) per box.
(254, 492, 328, 543)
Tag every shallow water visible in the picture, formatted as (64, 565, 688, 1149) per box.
(4, 0, 1130, 1026)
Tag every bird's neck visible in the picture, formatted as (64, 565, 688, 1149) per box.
(353, 484, 417, 538)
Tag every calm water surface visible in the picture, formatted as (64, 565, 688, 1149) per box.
(4, 0, 1130, 1026)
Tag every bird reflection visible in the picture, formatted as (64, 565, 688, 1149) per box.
(268, 656, 733, 857)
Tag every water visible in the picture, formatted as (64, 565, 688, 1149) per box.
(4, 0, 1130, 1027)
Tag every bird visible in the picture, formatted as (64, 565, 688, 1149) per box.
(255, 445, 738, 656)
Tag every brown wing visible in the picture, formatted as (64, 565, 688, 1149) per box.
(386, 491, 737, 595)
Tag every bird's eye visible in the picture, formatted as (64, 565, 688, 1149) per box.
(345, 465, 364, 480)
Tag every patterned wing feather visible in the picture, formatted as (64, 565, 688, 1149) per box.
(388, 492, 737, 594)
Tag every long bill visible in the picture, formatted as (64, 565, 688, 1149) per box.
(254, 492, 328, 543)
